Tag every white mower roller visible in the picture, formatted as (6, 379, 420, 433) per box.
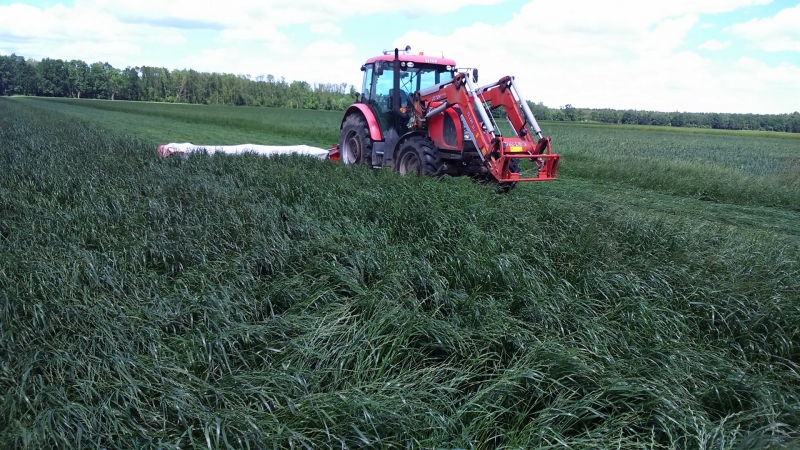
(157, 143, 331, 159)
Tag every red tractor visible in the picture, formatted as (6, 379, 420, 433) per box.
(334, 47, 559, 191)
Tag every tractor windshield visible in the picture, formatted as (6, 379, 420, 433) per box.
(399, 66, 453, 93)
(365, 62, 453, 106)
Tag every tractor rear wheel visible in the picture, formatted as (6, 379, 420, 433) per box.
(394, 136, 443, 176)
(339, 114, 373, 166)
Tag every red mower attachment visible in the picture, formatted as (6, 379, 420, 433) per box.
(327, 145, 340, 161)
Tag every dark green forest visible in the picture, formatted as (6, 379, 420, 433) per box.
(0, 54, 355, 110)
(527, 103, 800, 134)
(2, 53, 799, 133)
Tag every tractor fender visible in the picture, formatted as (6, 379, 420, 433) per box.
(342, 104, 383, 141)
(396, 130, 429, 147)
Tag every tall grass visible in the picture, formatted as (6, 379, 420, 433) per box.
(21, 97, 800, 211)
(547, 122, 800, 210)
(1, 97, 799, 448)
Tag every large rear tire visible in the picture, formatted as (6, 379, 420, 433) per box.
(339, 114, 373, 166)
(394, 136, 443, 177)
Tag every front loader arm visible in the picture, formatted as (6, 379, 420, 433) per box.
(420, 72, 497, 159)
(416, 72, 560, 182)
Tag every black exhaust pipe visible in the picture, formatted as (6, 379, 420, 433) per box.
(393, 48, 402, 129)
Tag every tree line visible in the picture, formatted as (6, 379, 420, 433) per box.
(527, 103, 800, 134)
(0, 54, 355, 110)
(2, 53, 799, 133)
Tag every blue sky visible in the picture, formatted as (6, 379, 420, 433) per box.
(1, 0, 798, 114)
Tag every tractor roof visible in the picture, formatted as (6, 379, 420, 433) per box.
(365, 54, 457, 67)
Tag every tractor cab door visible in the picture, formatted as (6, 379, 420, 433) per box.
(362, 61, 405, 135)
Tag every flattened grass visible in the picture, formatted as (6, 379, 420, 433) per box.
(12, 97, 341, 148)
(1, 97, 799, 448)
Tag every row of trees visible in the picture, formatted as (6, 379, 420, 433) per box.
(2, 53, 799, 132)
(527, 103, 800, 133)
(0, 54, 355, 110)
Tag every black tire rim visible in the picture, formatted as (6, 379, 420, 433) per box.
(398, 149, 420, 175)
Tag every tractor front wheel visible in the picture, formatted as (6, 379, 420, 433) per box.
(474, 158, 520, 193)
(339, 114, 373, 166)
(497, 158, 520, 193)
(394, 136, 443, 176)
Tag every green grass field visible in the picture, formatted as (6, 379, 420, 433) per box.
(1, 97, 799, 449)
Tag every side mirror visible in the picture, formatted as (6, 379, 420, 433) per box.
(374, 62, 384, 76)
(472, 69, 479, 84)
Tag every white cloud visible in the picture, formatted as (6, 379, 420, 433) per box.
(179, 40, 361, 87)
(644, 14, 699, 54)
(0, 2, 184, 65)
(728, 3, 800, 52)
(698, 39, 731, 50)
(75, 0, 505, 50)
(0, 3, 186, 44)
(217, 27, 288, 44)
(0, 0, 506, 71)
(310, 23, 342, 36)
(1, 0, 796, 113)
(83, 0, 505, 31)
(393, 0, 798, 113)
(343, 0, 504, 16)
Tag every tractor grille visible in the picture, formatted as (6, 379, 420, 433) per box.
(443, 113, 457, 147)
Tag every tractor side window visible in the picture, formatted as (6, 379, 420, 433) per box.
(361, 65, 373, 101)
(372, 62, 395, 114)
(364, 62, 396, 133)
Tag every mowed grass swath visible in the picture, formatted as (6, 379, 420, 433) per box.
(1, 97, 799, 448)
(15, 97, 343, 148)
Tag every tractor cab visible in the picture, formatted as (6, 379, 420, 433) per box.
(360, 52, 456, 135)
